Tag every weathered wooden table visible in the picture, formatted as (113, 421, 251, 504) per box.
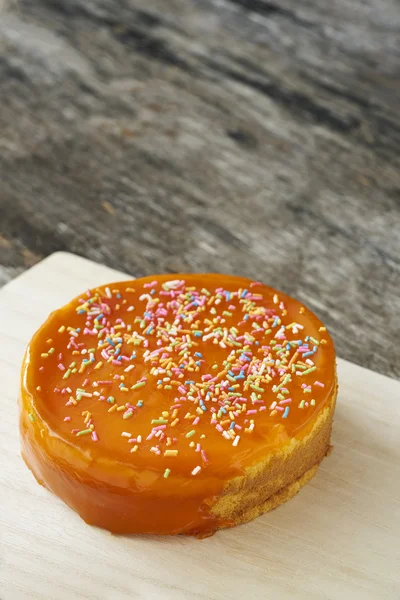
(0, 0, 399, 377)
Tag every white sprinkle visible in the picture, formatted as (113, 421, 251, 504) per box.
(233, 435, 240, 447)
(124, 365, 135, 372)
(192, 466, 201, 476)
(137, 435, 142, 443)
(105, 287, 112, 298)
(121, 432, 132, 438)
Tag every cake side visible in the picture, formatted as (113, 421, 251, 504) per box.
(212, 377, 337, 529)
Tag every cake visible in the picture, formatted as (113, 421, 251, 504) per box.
(20, 274, 337, 536)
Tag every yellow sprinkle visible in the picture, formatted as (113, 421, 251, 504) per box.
(94, 361, 103, 370)
(108, 404, 118, 413)
(41, 353, 49, 358)
(164, 450, 178, 457)
(117, 405, 126, 412)
(130, 445, 139, 453)
(58, 326, 66, 333)
(36, 386, 41, 391)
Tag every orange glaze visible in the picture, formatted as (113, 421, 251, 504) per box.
(20, 274, 336, 535)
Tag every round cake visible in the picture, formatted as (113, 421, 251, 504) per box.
(20, 274, 337, 536)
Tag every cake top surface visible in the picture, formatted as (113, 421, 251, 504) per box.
(23, 273, 336, 485)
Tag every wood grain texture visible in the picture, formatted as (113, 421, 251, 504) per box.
(0, 252, 399, 600)
(0, 0, 399, 379)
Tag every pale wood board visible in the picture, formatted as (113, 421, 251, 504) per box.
(0, 252, 399, 600)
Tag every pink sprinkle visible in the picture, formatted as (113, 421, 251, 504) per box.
(178, 385, 186, 394)
(83, 379, 89, 387)
(216, 424, 223, 432)
(279, 398, 292, 405)
(112, 360, 122, 366)
(202, 374, 212, 381)
(193, 417, 200, 425)
(39, 366, 45, 372)
(71, 429, 79, 434)
(250, 281, 262, 287)
(64, 416, 71, 422)
(246, 409, 257, 415)
(196, 443, 201, 452)
(259, 406, 267, 411)
(275, 406, 284, 412)
(201, 450, 208, 463)
(91, 431, 98, 442)
(234, 424, 242, 430)
(152, 425, 166, 431)
(315, 381, 325, 387)
(146, 432, 155, 441)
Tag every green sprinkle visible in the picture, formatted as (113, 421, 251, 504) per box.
(48, 347, 55, 355)
(273, 375, 291, 394)
(223, 311, 233, 317)
(76, 429, 92, 436)
(123, 410, 133, 419)
(164, 385, 172, 390)
(311, 399, 316, 406)
(63, 369, 71, 380)
(107, 396, 115, 404)
(301, 366, 317, 376)
(164, 468, 171, 479)
(185, 430, 196, 438)
(299, 400, 305, 409)
(131, 381, 146, 390)
(250, 384, 264, 393)
(28, 413, 35, 422)
(151, 419, 168, 425)
(309, 337, 320, 346)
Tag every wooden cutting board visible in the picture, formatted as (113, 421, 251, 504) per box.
(0, 252, 399, 600)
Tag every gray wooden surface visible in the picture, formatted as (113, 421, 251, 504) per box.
(0, 0, 399, 378)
